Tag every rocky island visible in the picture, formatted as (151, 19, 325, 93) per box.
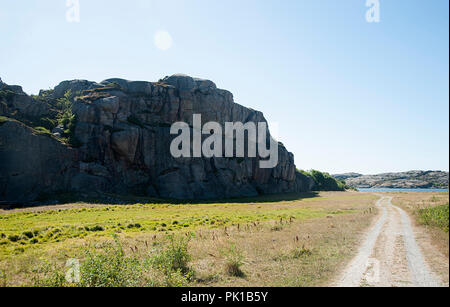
(334, 171, 449, 189)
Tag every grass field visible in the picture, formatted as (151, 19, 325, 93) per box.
(0, 192, 379, 287)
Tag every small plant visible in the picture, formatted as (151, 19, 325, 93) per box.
(220, 243, 245, 277)
(151, 234, 192, 275)
(292, 246, 313, 259)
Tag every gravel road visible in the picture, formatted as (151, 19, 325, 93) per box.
(335, 196, 443, 287)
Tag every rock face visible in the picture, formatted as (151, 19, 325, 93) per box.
(0, 74, 314, 202)
(334, 171, 449, 189)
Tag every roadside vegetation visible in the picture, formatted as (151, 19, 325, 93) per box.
(298, 170, 352, 191)
(417, 203, 449, 232)
(0, 192, 378, 287)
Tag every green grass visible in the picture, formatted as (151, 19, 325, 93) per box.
(417, 203, 449, 232)
(0, 192, 378, 287)
(0, 196, 361, 257)
(31, 234, 193, 287)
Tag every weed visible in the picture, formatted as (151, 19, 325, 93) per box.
(292, 246, 313, 259)
(151, 234, 192, 275)
(221, 243, 245, 277)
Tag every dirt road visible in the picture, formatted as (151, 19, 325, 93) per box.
(335, 196, 443, 287)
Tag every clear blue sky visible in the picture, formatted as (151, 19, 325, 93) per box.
(1, 0, 448, 174)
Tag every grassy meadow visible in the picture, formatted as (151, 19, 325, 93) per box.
(0, 192, 379, 287)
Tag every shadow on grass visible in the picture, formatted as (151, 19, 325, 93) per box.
(0, 191, 319, 210)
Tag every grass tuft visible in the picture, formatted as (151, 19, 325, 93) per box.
(221, 243, 245, 277)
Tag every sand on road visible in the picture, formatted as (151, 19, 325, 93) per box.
(335, 196, 445, 287)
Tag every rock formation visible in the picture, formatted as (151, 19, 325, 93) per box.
(0, 74, 314, 202)
(334, 171, 449, 189)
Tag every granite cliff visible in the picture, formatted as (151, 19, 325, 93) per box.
(0, 75, 314, 203)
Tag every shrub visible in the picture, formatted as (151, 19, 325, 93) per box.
(417, 203, 449, 232)
(151, 234, 192, 274)
(79, 237, 144, 287)
(299, 169, 351, 191)
(55, 90, 81, 147)
(221, 243, 245, 277)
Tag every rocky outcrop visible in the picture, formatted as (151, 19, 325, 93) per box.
(0, 74, 314, 202)
(334, 171, 449, 189)
(0, 120, 77, 202)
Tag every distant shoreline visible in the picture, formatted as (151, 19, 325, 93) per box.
(357, 188, 449, 193)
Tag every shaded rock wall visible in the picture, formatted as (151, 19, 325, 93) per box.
(0, 74, 314, 202)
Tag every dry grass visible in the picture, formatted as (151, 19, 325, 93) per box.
(0, 192, 378, 287)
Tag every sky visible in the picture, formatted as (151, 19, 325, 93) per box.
(0, 0, 448, 174)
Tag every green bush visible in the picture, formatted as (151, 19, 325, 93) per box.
(299, 169, 350, 191)
(417, 203, 449, 232)
(55, 90, 82, 147)
(151, 234, 192, 274)
(79, 237, 144, 287)
(30, 234, 195, 287)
